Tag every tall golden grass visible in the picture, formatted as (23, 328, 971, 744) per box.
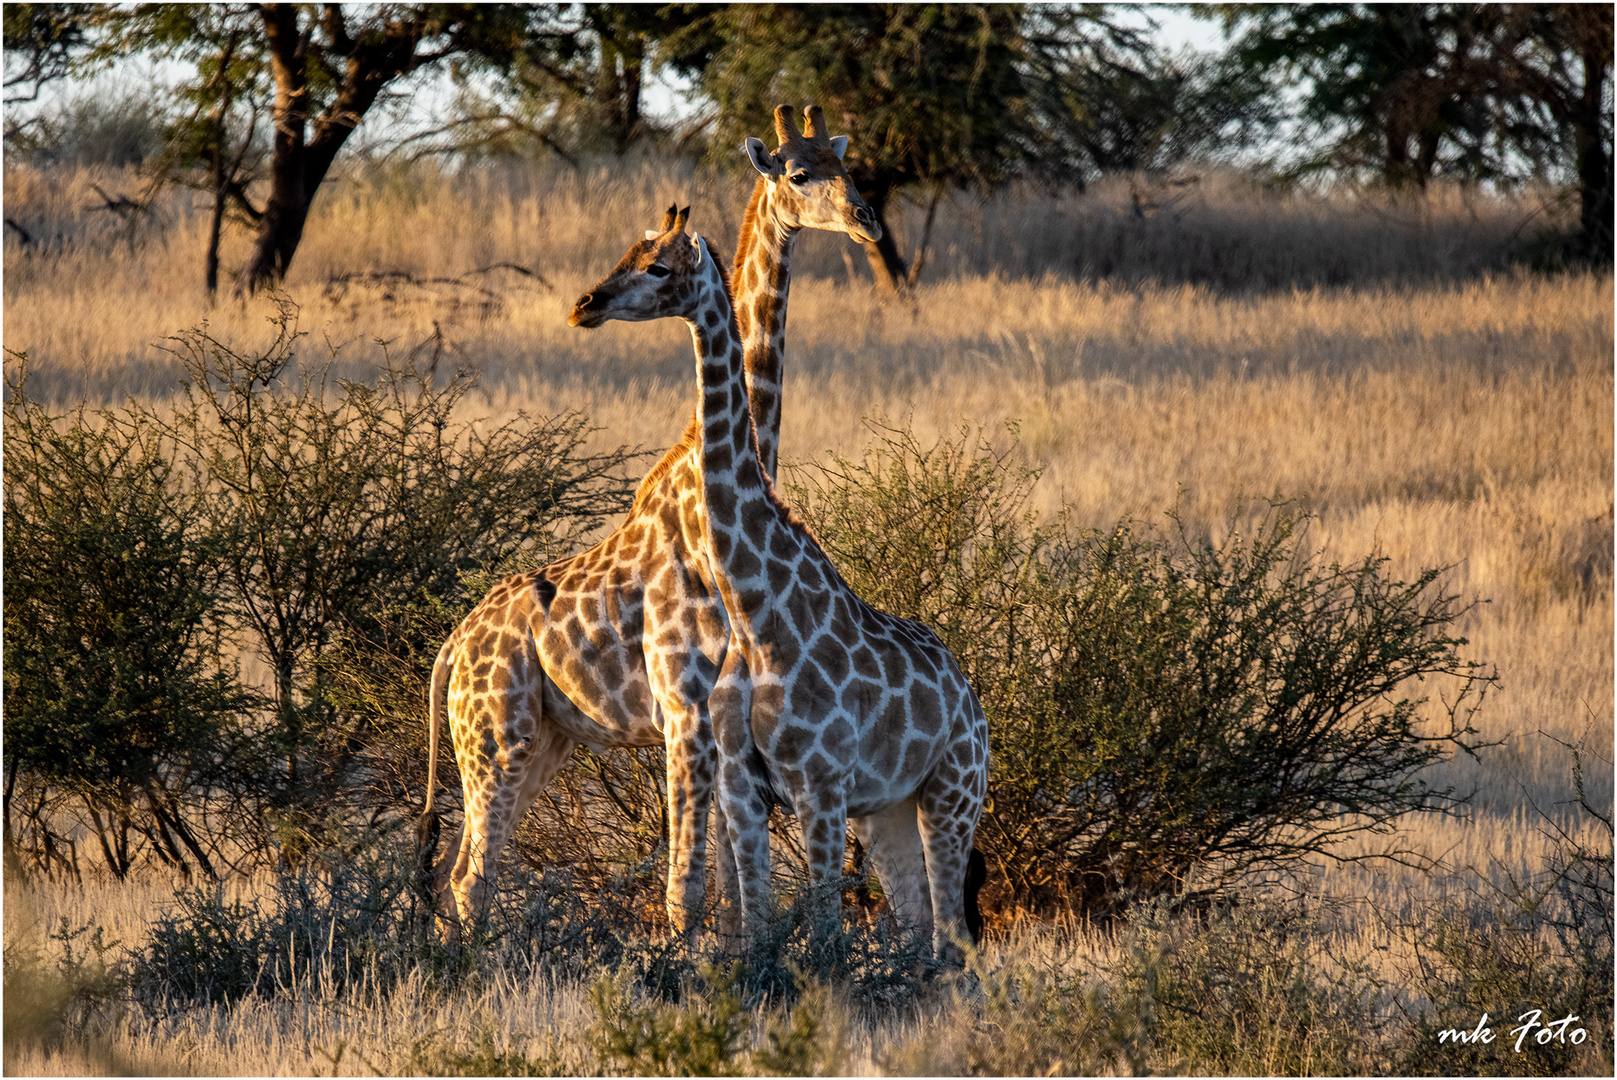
(4, 157, 1610, 1074)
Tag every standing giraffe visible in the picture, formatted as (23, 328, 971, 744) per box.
(570, 212, 990, 961)
(418, 107, 880, 935)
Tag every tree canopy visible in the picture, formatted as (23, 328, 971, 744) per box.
(4, 3, 1606, 293)
(1219, 3, 1612, 261)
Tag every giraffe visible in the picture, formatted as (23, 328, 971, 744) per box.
(569, 212, 991, 961)
(417, 107, 880, 936)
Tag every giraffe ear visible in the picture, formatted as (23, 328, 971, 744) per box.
(829, 135, 849, 160)
(691, 233, 707, 266)
(742, 137, 780, 178)
(644, 230, 660, 240)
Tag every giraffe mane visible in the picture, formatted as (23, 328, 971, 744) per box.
(626, 238, 734, 516)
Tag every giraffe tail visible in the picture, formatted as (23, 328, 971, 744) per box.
(415, 634, 455, 894)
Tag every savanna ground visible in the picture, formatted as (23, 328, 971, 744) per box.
(3, 157, 1613, 1075)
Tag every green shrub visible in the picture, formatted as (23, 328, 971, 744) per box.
(4, 303, 640, 872)
(590, 962, 751, 1077)
(3, 358, 264, 879)
(588, 961, 852, 1077)
(788, 422, 1494, 915)
(2, 919, 126, 1054)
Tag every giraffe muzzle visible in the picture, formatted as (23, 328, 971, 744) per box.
(568, 292, 608, 328)
(850, 205, 882, 244)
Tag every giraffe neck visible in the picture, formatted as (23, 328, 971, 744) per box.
(732, 178, 797, 480)
(685, 252, 773, 623)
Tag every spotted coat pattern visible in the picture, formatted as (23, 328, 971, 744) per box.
(419, 107, 881, 936)
(578, 217, 991, 960)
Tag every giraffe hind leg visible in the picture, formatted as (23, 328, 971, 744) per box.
(445, 638, 572, 935)
(917, 775, 980, 963)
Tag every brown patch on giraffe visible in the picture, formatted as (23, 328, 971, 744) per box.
(881, 647, 909, 688)
(901, 738, 931, 779)
(760, 627, 801, 672)
(910, 683, 942, 736)
(821, 716, 855, 756)
(740, 499, 773, 551)
(798, 559, 824, 591)
(809, 635, 850, 685)
(773, 723, 814, 765)
(769, 527, 797, 561)
(843, 677, 883, 718)
(728, 539, 763, 581)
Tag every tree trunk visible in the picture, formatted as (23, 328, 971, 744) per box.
(1573, 11, 1614, 264)
(236, 4, 428, 294)
(237, 3, 311, 295)
(237, 151, 312, 294)
(857, 180, 913, 297)
(204, 36, 237, 299)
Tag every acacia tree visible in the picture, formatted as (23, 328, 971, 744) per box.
(691, 4, 1243, 294)
(1220, 4, 1613, 262)
(65, 4, 541, 294)
(695, 4, 1042, 294)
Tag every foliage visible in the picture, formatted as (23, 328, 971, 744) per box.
(1385, 736, 1614, 1076)
(1217, 3, 1613, 262)
(1, 2, 90, 105)
(893, 896, 1385, 1075)
(1021, 5, 1273, 177)
(129, 842, 456, 1008)
(589, 963, 751, 1077)
(138, 303, 634, 860)
(3, 362, 265, 879)
(402, 1019, 573, 1077)
(2, 919, 126, 1058)
(3, 307, 636, 875)
(589, 961, 851, 1077)
(436, 5, 714, 162)
(788, 422, 1494, 914)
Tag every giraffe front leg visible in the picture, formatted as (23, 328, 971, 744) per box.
(851, 799, 933, 946)
(710, 647, 770, 944)
(798, 794, 850, 944)
(663, 700, 715, 936)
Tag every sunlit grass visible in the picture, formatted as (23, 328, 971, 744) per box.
(4, 157, 1610, 1075)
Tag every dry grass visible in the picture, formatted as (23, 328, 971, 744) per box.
(4, 158, 1610, 1074)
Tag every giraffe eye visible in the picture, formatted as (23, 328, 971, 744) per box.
(789, 172, 809, 185)
(646, 264, 671, 278)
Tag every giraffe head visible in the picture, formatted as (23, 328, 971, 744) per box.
(742, 104, 880, 243)
(568, 205, 723, 328)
